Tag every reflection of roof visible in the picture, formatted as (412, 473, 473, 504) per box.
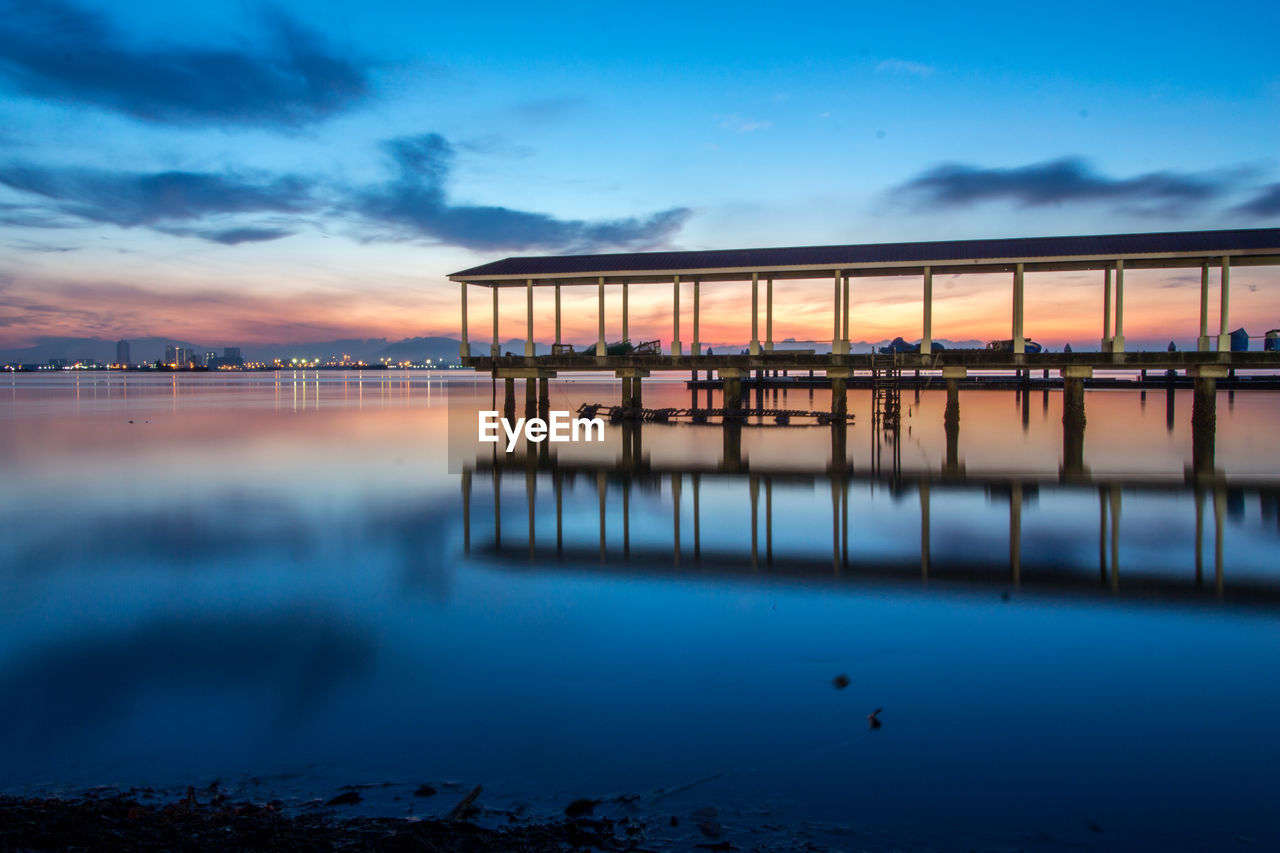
(451, 227, 1280, 285)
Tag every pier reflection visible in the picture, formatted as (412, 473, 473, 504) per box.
(462, 420, 1280, 609)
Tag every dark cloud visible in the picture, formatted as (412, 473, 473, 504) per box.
(195, 226, 295, 245)
(894, 156, 1230, 214)
(1234, 183, 1280, 217)
(0, 164, 315, 229)
(356, 133, 691, 251)
(0, 0, 372, 126)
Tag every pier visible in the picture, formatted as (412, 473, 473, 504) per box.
(451, 227, 1280, 432)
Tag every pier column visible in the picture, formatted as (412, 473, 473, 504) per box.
(921, 267, 933, 355)
(721, 367, 745, 419)
(1101, 267, 1112, 351)
(460, 282, 469, 358)
(554, 284, 562, 349)
(721, 421, 744, 472)
(525, 279, 535, 356)
(597, 276, 606, 357)
(620, 376, 631, 410)
(492, 287, 500, 358)
(765, 277, 774, 351)
(842, 274, 851, 354)
(524, 376, 536, 419)
(1190, 365, 1226, 477)
(503, 376, 516, 420)
(616, 368, 649, 409)
(827, 369, 849, 419)
(748, 272, 760, 354)
(1198, 262, 1210, 352)
(832, 270, 846, 354)
(1061, 366, 1091, 480)
(621, 281, 629, 344)
(1112, 260, 1126, 353)
(692, 278, 701, 356)
(943, 366, 965, 476)
(829, 420, 848, 472)
(1217, 256, 1231, 352)
(538, 375, 550, 421)
(671, 276, 682, 355)
(1012, 263, 1025, 354)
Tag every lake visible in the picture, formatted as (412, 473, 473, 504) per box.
(3, 370, 1279, 851)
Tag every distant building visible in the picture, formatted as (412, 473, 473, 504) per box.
(207, 346, 245, 370)
(176, 346, 191, 367)
(116, 340, 131, 366)
(223, 347, 241, 360)
(164, 344, 178, 365)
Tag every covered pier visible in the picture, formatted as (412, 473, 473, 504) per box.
(450, 227, 1280, 425)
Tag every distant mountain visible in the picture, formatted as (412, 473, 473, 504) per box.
(0, 336, 208, 365)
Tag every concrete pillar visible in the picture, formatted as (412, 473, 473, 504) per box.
(765, 277, 774, 351)
(750, 272, 759, 355)
(921, 266, 933, 355)
(1012, 262, 1025, 354)
(721, 422, 744, 472)
(460, 282, 469, 358)
(692, 279, 701, 356)
(1217, 256, 1231, 352)
(841, 274, 850, 353)
(671, 276, 682, 355)
(491, 287, 500, 358)
(722, 369, 744, 417)
(1198, 262, 1210, 352)
(1166, 384, 1176, 433)
(621, 281, 628, 344)
(633, 376, 643, 409)
(1192, 372, 1221, 477)
(830, 421, 848, 472)
(524, 377, 536, 419)
(597, 276, 606, 357)
(1112, 259, 1125, 353)
(525, 278, 535, 356)
(1101, 267, 1112, 351)
(538, 375, 549, 420)
(503, 376, 515, 420)
(620, 376, 631, 410)
(943, 366, 964, 476)
(554, 284, 561, 347)
(832, 270, 844, 354)
(1061, 366, 1090, 480)
(829, 373, 847, 419)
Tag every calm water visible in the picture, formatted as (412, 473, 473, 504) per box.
(3, 371, 1280, 851)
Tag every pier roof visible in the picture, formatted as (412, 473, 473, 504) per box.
(450, 227, 1280, 285)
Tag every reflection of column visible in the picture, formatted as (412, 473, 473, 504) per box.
(526, 467, 536, 556)
(1010, 483, 1022, 584)
(672, 474, 682, 566)
(765, 477, 773, 565)
(623, 477, 631, 559)
(1213, 485, 1225, 597)
(524, 377, 536, 419)
(462, 469, 472, 554)
(943, 367, 964, 477)
(597, 472, 607, 561)
(538, 376, 549, 421)
(750, 475, 759, 570)
(831, 478, 840, 575)
(721, 422, 744, 472)
(494, 468, 502, 549)
(1109, 486, 1121, 591)
(1098, 487, 1108, 583)
(920, 482, 931, 579)
(1194, 486, 1204, 587)
(503, 377, 516, 421)
(555, 470, 563, 556)
(692, 473, 701, 562)
(1165, 384, 1175, 433)
(830, 421, 848, 472)
(841, 479, 849, 570)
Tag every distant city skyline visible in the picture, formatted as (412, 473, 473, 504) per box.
(1, 0, 1278, 350)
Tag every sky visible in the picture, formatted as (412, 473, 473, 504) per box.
(1, 0, 1278, 352)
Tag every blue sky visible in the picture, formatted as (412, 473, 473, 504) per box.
(1, 0, 1278, 348)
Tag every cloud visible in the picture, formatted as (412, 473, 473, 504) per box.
(893, 156, 1231, 214)
(0, 0, 372, 127)
(875, 59, 935, 77)
(355, 133, 691, 252)
(509, 96, 587, 123)
(1234, 183, 1280, 217)
(717, 114, 772, 133)
(0, 164, 316, 234)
